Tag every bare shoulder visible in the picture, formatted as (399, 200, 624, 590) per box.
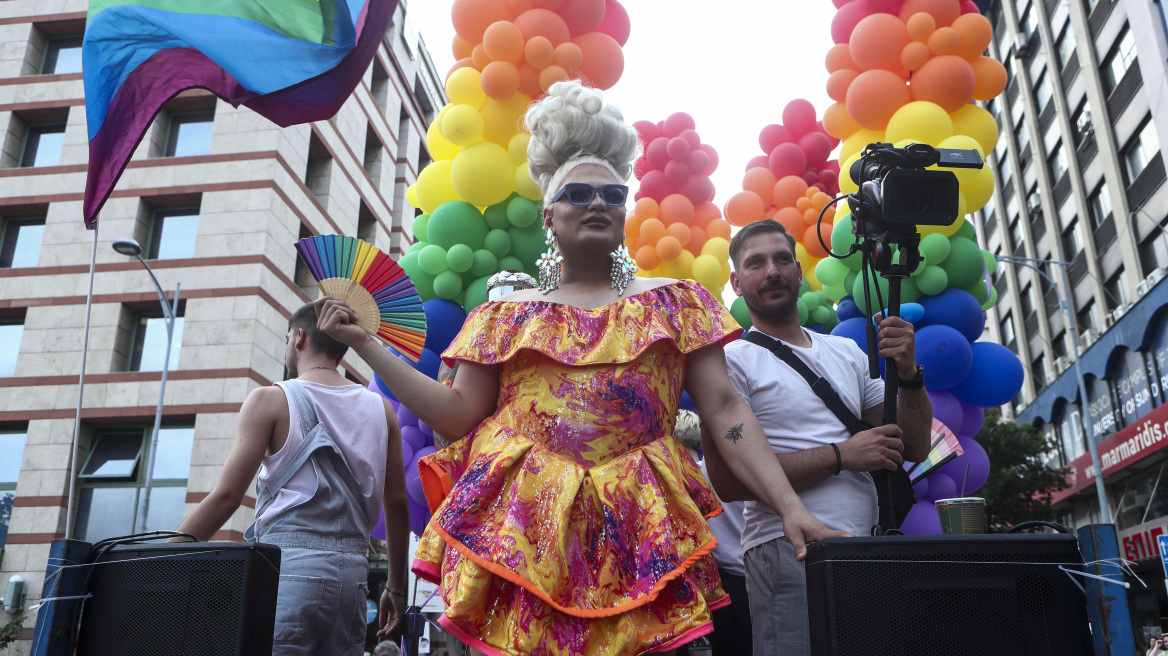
(244, 385, 287, 415)
(625, 277, 678, 295)
(381, 397, 401, 431)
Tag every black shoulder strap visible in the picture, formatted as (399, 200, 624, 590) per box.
(742, 331, 871, 436)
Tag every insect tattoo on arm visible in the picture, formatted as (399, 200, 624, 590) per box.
(724, 423, 744, 444)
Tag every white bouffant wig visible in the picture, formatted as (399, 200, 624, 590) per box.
(524, 80, 640, 206)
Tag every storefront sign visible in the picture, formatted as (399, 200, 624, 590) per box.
(1119, 516, 1168, 562)
(1051, 401, 1168, 503)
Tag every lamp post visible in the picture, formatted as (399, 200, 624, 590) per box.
(112, 238, 180, 533)
(995, 254, 1111, 523)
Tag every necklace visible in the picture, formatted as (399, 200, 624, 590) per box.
(298, 365, 335, 378)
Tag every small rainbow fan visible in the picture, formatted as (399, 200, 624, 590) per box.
(295, 235, 426, 363)
(904, 418, 965, 483)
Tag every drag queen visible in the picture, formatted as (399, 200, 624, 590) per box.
(315, 81, 843, 656)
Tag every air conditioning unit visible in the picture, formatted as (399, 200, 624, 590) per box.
(1013, 34, 1032, 58)
(1078, 328, 1098, 351)
(1054, 356, 1070, 374)
(1076, 110, 1094, 137)
(1045, 370, 1059, 385)
(1105, 304, 1130, 327)
(1026, 191, 1042, 214)
(1137, 267, 1168, 298)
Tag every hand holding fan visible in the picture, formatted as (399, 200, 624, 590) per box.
(295, 235, 426, 363)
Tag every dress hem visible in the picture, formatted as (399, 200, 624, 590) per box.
(437, 614, 717, 656)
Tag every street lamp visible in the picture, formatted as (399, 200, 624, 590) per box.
(995, 253, 1111, 524)
(112, 238, 180, 533)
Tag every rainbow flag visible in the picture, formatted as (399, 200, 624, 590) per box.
(82, 0, 395, 227)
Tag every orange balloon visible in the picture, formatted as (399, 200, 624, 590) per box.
(574, 32, 624, 90)
(686, 226, 707, 256)
(471, 44, 491, 69)
(667, 223, 692, 247)
(524, 36, 555, 68)
(453, 35, 474, 60)
(636, 244, 661, 270)
(804, 224, 831, 259)
(901, 41, 930, 71)
(910, 54, 975, 112)
(640, 218, 666, 244)
(481, 61, 521, 99)
(953, 13, 993, 60)
(900, 0, 961, 27)
(850, 13, 910, 73)
(796, 196, 813, 212)
(625, 214, 643, 238)
(775, 207, 807, 242)
(906, 12, 935, 41)
(656, 236, 683, 261)
(539, 64, 569, 91)
(553, 42, 584, 73)
(812, 191, 832, 207)
(693, 202, 721, 229)
(483, 21, 524, 64)
(725, 191, 765, 227)
(827, 69, 859, 103)
(743, 167, 778, 204)
(825, 43, 857, 73)
(514, 8, 571, 45)
(452, 0, 512, 44)
(971, 56, 1008, 101)
(518, 64, 542, 96)
(845, 69, 912, 131)
(927, 27, 960, 55)
(823, 102, 862, 140)
(773, 175, 809, 208)
(764, 206, 778, 220)
(660, 194, 696, 224)
(803, 207, 821, 225)
(635, 197, 660, 218)
(707, 219, 732, 241)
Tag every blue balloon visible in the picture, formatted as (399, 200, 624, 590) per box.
(915, 325, 973, 390)
(950, 341, 1025, 408)
(415, 348, 441, 379)
(422, 298, 467, 353)
(880, 302, 925, 325)
(836, 297, 863, 321)
(373, 374, 397, 402)
(830, 317, 869, 353)
(808, 324, 825, 334)
(679, 390, 696, 411)
(916, 289, 985, 342)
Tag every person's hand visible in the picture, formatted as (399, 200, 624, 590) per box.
(782, 504, 852, 562)
(839, 424, 904, 471)
(377, 587, 405, 637)
(315, 297, 371, 349)
(873, 313, 918, 379)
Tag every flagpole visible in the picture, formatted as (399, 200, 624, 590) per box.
(64, 222, 98, 539)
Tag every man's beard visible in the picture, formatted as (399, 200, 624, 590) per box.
(743, 281, 798, 321)
(284, 350, 298, 380)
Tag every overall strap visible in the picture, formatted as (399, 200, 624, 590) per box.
(251, 380, 322, 520)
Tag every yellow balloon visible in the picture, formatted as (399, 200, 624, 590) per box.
(415, 160, 458, 214)
(840, 129, 885, 167)
(692, 254, 721, 285)
(508, 132, 530, 165)
(514, 162, 542, 200)
(886, 101, 953, 146)
(718, 261, 731, 286)
(839, 152, 862, 195)
(701, 237, 730, 261)
(937, 135, 984, 183)
(961, 165, 996, 213)
(426, 120, 460, 161)
(451, 142, 514, 207)
(950, 104, 999, 154)
(660, 250, 695, 279)
(803, 258, 822, 290)
(445, 68, 486, 109)
(481, 93, 532, 146)
(406, 183, 420, 209)
(918, 218, 962, 238)
(794, 242, 812, 271)
(442, 104, 485, 147)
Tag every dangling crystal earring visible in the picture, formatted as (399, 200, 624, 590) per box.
(538, 228, 563, 294)
(609, 237, 637, 296)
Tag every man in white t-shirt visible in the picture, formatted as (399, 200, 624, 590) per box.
(703, 219, 933, 656)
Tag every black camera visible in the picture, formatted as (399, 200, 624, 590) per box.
(847, 142, 983, 239)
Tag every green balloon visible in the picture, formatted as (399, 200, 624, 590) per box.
(941, 238, 985, 290)
(401, 251, 437, 302)
(471, 249, 498, 277)
(507, 225, 546, 271)
(400, 250, 421, 278)
(446, 244, 474, 273)
(408, 241, 426, 253)
(433, 270, 463, 300)
(507, 197, 540, 228)
(811, 304, 832, 326)
(965, 277, 990, 304)
(484, 229, 513, 257)
(815, 290, 828, 305)
(919, 233, 951, 266)
(916, 265, 949, 296)
(730, 296, 753, 330)
(412, 214, 430, 242)
(982, 286, 999, 311)
(954, 219, 977, 242)
(498, 256, 524, 273)
(816, 257, 849, 286)
(820, 307, 839, 331)
(463, 276, 490, 312)
(900, 276, 921, 304)
(831, 215, 862, 270)
(824, 283, 848, 302)
(429, 201, 488, 250)
(797, 298, 809, 325)
(851, 271, 890, 316)
(484, 201, 511, 230)
(844, 271, 858, 293)
(802, 291, 821, 310)
(799, 278, 811, 295)
(982, 249, 997, 276)
(418, 244, 449, 275)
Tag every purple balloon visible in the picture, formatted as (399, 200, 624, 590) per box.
(402, 426, 427, 454)
(928, 389, 964, 435)
(899, 499, 943, 535)
(368, 379, 390, 400)
(400, 440, 415, 471)
(959, 400, 986, 437)
(412, 446, 436, 466)
(956, 435, 990, 494)
(397, 405, 420, 428)
(921, 472, 957, 502)
(369, 511, 386, 540)
(408, 499, 430, 537)
(406, 470, 426, 505)
(912, 476, 929, 499)
(416, 420, 434, 438)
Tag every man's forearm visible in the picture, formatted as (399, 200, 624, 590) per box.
(175, 490, 242, 541)
(896, 386, 933, 463)
(776, 445, 842, 491)
(384, 499, 410, 596)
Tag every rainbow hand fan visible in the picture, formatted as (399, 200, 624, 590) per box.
(904, 418, 965, 483)
(295, 235, 426, 363)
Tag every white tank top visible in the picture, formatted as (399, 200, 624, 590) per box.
(254, 381, 388, 534)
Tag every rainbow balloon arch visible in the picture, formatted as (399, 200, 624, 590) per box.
(369, 0, 1025, 538)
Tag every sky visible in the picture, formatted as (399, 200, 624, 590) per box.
(406, 1, 841, 205)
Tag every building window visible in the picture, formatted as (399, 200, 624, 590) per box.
(1078, 298, 1100, 333)
(1049, 141, 1067, 183)
(0, 430, 28, 548)
(75, 425, 194, 543)
(0, 215, 45, 268)
(1020, 284, 1036, 317)
(1014, 116, 1030, 152)
(1122, 119, 1161, 183)
(997, 153, 1014, 186)
(1020, 3, 1038, 40)
(1102, 26, 1137, 94)
(1139, 232, 1168, 277)
(128, 311, 183, 372)
(147, 207, 199, 260)
(1001, 312, 1017, 347)
(1105, 269, 1131, 310)
(1088, 183, 1112, 229)
(1009, 218, 1025, 252)
(40, 35, 82, 74)
(0, 319, 24, 377)
(20, 122, 65, 167)
(1032, 353, 1048, 387)
(986, 98, 999, 117)
(1061, 219, 1084, 257)
(164, 111, 214, 157)
(1035, 72, 1052, 111)
(1056, 22, 1077, 68)
(1072, 101, 1092, 147)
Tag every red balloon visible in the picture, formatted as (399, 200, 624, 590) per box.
(802, 170, 820, 186)
(664, 160, 689, 184)
(634, 120, 662, 144)
(596, 0, 631, 46)
(679, 173, 715, 205)
(798, 132, 833, 168)
(960, 0, 981, 13)
(769, 143, 808, 179)
(557, 0, 606, 36)
(679, 128, 702, 149)
(819, 169, 839, 187)
(746, 155, 770, 171)
(666, 136, 691, 160)
(638, 170, 673, 200)
(646, 137, 670, 170)
(783, 99, 818, 138)
(699, 144, 719, 175)
(760, 124, 794, 153)
(832, 0, 889, 44)
(687, 149, 710, 173)
(662, 112, 696, 138)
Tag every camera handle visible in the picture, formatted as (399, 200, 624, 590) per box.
(860, 232, 922, 428)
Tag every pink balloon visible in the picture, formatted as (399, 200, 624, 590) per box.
(746, 154, 770, 172)
(960, 0, 981, 14)
(818, 169, 838, 187)
(633, 119, 662, 143)
(679, 174, 715, 205)
(769, 142, 808, 178)
(596, 0, 631, 46)
(664, 159, 689, 184)
(633, 155, 650, 179)
(662, 112, 696, 138)
(666, 136, 691, 160)
(638, 169, 673, 199)
(699, 144, 719, 175)
(759, 124, 793, 153)
(802, 169, 819, 186)
(646, 137, 670, 170)
(798, 132, 833, 167)
(831, 0, 889, 44)
(687, 149, 710, 173)
(679, 128, 702, 149)
(783, 99, 818, 138)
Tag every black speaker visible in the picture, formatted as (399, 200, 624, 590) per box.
(77, 541, 281, 656)
(805, 534, 1093, 656)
